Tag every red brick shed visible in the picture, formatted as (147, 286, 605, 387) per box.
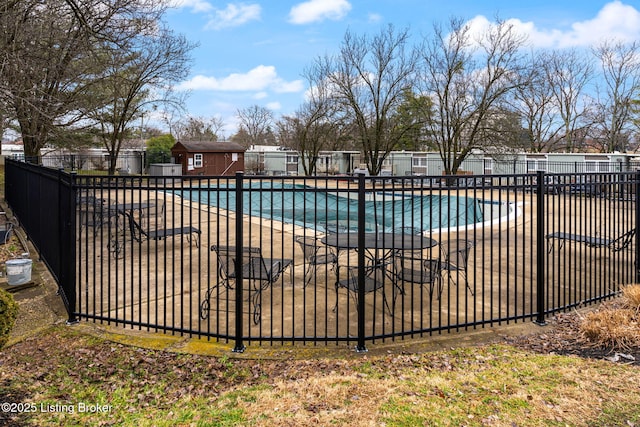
(170, 141, 245, 176)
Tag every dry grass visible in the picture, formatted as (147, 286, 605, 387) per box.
(622, 284, 640, 311)
(579, 284, 640, 350)
(2, 327, 640, 427)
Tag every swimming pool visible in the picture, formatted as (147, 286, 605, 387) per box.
(177, 184, 485, 233)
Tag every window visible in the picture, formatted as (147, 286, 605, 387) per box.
(526, 159, 547, 172)
(194, 153, 203, 168)
(484, 158, 493, 174)
(585, 161, 610, 172)
(286, 155, 298, 164)
(412, 157, 428, 167)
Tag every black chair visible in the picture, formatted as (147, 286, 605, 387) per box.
(295, 235, 338, 287)
(546, 229, 636, 253)
(126, 210, 200, 247)
(109, 210, 200, 256)
(136, 199, 165, 230)
(393, 253, 444, 300)
(334, 259, 394, 315)
(201, 245, 293, 324)
(79, 196, 117, 236)
(439, 239, 475, 295)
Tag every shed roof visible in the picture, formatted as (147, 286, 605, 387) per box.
(173, 141, 245, 153)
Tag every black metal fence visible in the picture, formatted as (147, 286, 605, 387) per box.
(4, 161, 77, 311)
(5, 158, 639, 351)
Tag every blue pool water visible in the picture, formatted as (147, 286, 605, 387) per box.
(177, 184, 484, 233)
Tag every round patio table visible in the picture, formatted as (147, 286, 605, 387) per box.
(322, 232, 437, 253)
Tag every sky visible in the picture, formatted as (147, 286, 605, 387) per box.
(165, 0, 640, 138)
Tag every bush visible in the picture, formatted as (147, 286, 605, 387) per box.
(0, 288, 18, 349)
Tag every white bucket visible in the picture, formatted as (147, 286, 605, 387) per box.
(6, 258, 32, 285)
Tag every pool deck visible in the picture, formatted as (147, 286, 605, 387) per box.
(8, 186, 635, 353)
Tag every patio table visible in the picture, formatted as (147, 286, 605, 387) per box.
(322, 232, 439, 300)
(322, 232, 436, 250)
(322, 232, 438, 268)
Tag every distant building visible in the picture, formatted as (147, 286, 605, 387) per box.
(170, 141, 245, 176)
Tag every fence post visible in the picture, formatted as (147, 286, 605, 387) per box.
(534, 171, 547, 325)
(356, 173, 367, 352)
(233, 172, 245, 353)
(635, 171, 640, 284)
(62, 170, 78, 324)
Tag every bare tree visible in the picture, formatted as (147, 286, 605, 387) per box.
(87, 25, 194, 174)
(174, 115, 225, 142)
(276, 68, 342, 175)
(0, 0, 169, 158)
(235, 105, 274, 147)
(2, 0, 96, 157)
(309, 24, 418, 175)
(591, 40, 640, 152)
(545, 48, 594, 152)
(509, 51, 564, 152)
(277, 113, 338, 175)
(419, 17, 528, 175)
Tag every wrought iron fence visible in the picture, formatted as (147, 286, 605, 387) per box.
(5, 158, 639, 351)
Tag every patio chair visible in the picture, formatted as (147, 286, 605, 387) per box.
(295, 235, 338, 287)
(439, 239, 475, 295)
(546, 228, 636, 253)
(78, 196, 117, 235)
(128, 210, 200, 246)
(201, 245, 293, 324)
(138, 199, 165, 230)
(109, 210, 200, 256)
(333, 259, 395, 315)
(393, 253, 444, 300)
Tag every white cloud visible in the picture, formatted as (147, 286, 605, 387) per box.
(178, 65, 304, 94)
(205, 3, 261, 30)
(266, 101, 282, 111)
(167, 0, 213, 13)
(559, 1, 640, 47)
(288, 0, 351, 25)
(466, 1, 640, 49)
(368, 13, 382, 24)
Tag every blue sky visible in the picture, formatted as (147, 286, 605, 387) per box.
(165, 0, 640, 137)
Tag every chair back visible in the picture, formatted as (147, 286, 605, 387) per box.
(339, 260, 391, 293)
(295, 235, 319, 262)
(440, 239, 475, 270)
(610, 229, 636, 252)
(79, 196, 114, 227)
(297, 235, 336, 263)
(211, 245, 270, 282)
(144, 199, 166, 229)
(395, 252, 442, 285)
